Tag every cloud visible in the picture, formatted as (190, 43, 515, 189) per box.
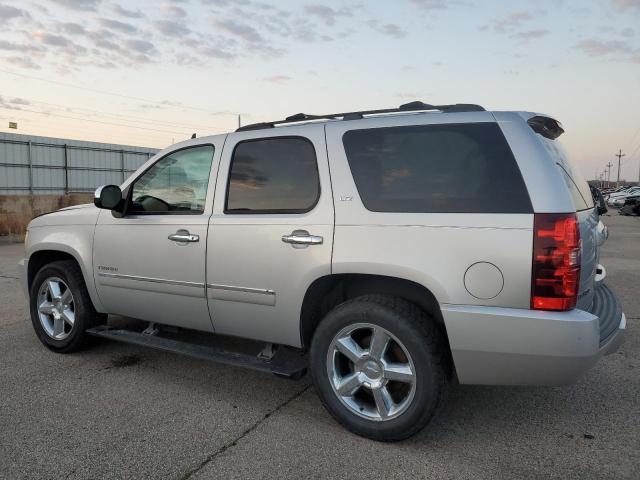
(262, 75, 291, 83)
(4, 56, 41, 69)
(200, 45, 235, 59)
(621, 27, 635, 37)
(368, 20, 406, 39)
(511, 29, 549, 41)
(32, 31, 71, 47)
(57, 22, 86, 35)
(98, 18, 138, 34)
(408, 0, 448, 10)
(575, 38, 640, 64)
(0, 5, 31, 20)
(93, 38, 121, 51)
(213, 18, 264, 43)
(610, 0, 640, 11)
(485, 12, 533, 33)
(112, 4, 146, 19)
(0, 96, 32, 110)
(154, 20, 191, 37)
(49, 0, 101, 11)
(176, 53, 204, 66)
(303, 5, 352, 26)
(161, 3, 187, 18)
(0, 40, 43, 53)
(124, 38, 157, 54)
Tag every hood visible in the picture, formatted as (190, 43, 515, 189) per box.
(28, 203, 100, 228)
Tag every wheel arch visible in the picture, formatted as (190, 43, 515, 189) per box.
(300, 273, 450, 353)
(27, 245, 105, 313)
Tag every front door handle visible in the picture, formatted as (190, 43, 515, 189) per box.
(168, 229, 199, 243)
(282, 230, 323, 246)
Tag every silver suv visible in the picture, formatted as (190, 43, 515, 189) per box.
(19, 102, 625, 441)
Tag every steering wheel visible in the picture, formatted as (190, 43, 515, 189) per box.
(134, 195, 171, 212)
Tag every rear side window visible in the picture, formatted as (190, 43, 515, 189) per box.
(225, 137, 319, 213)
(342, 123, 532, 213)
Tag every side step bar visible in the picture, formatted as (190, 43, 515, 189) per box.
(86, 325, 307, 379)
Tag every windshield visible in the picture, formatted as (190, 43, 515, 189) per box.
(538, 137, 594, 211)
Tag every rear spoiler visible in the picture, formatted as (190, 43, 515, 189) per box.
(527, 115, 564, 140)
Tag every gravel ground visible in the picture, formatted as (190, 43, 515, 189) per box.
(0, 214, 638, 479)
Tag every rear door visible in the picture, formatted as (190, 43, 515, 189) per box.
(205, 124, 334, 347)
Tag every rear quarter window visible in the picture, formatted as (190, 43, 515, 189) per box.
(342, 122, 532, 213)
(538, 138, 594, 211)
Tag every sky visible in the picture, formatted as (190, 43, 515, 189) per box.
(0, 0, 639, 181)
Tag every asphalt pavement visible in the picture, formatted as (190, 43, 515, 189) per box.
(1, 214, 638, 479)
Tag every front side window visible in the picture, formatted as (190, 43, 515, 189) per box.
(130, 145, 214, 214)
(226, 137, 319, 213)
(342, 123, 532, 213)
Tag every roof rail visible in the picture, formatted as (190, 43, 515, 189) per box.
(236, 101, 486, 131)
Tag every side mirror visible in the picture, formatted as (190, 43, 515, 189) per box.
(94, 185, 123, 210)
(598, 204, 608, 216)
(590, 186, 607, 216)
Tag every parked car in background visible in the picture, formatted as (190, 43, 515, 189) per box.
(607, 186, 640, 207)
(19, 102, 626, 441)
(620, 195, 640, 216)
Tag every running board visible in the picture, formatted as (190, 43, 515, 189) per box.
(86, 326, 307, 379)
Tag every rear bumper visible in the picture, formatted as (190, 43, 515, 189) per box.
(443, 284, 625, 386)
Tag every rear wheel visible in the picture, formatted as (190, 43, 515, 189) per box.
(310, 295, 446, 441)
(30, 260, 105, 353)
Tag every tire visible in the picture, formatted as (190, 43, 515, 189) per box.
(310, 294, 446, 442)
(29, 260, 106, 353)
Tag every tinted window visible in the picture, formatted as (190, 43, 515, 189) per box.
(226, 137, 319, 213)
(342, 123, 532, 213)
(130, 145, 214, 214)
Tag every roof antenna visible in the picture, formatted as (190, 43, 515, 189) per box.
(191, 133, 196, 139)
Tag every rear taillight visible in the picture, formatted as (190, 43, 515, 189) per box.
(531, 213, 581, 311)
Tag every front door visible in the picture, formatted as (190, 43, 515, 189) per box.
(94, 142, 221, 332)
(206, 125, 334, 347)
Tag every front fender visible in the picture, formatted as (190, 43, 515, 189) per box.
(26, 225, 105, 312)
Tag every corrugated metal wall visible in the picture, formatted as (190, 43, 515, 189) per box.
(0, 132, 159, 195)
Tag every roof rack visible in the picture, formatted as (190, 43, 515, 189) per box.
(236, 101, 486, 132)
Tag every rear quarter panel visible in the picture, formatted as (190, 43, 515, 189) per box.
(325, 114, 534, 308)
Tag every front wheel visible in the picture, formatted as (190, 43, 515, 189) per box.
(30, 260, 105, 353)
(310, 295, 447, 442)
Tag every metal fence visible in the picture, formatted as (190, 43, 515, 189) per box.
(0, 132, 158, 195)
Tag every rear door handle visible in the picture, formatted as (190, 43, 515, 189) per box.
(282, 230, 323, 246)
(168, 229, 199, 243)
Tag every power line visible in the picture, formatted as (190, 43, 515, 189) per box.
(0, 68, 239, 117)
(626, 125, 640, 152)
(0, 106, 193, 136)
(4, 96, 231, 132)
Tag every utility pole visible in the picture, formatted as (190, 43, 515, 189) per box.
(606, 161, 614, 187)
(615, 149, 625, 187)
(238, 114, 241, 129)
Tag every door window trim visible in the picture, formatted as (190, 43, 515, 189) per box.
(124, 143, 216, 216)
(224, 135, 321, 215)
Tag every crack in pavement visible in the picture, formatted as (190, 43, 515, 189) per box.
(0, 274, 20, 279)
(179, 384, 312, 480)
